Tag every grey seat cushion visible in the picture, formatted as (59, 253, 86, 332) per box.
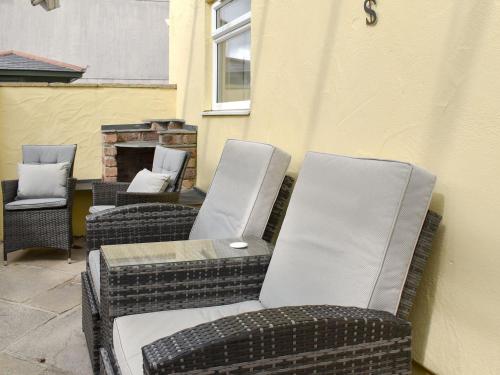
(189, 139, 291, 240)
(259, 152, 436, 315)
(113, 301, 263, 375)
(88, 250, 101, 302)
(89, 205, 116, 214)
(152, 146, 188, 192)
(5, 197, 67, 211)
(22, 144, 77, 176)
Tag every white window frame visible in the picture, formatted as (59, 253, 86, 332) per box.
(211, 0, 251, 111)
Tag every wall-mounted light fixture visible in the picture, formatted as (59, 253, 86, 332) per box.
(31, 0, 61, 11)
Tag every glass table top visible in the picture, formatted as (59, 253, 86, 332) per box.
(101, 236, 274, 268)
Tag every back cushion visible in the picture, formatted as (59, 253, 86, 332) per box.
(23, 145, 76, 166)
(259, 152, 435, 314)
(152, 146, 188, 192)
(189, 140, 290, 240)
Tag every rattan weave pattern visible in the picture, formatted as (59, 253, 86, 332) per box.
(86, 203, 199, 252)
(92, 182, 130, 206)
(141, 305, 412, 375)
(2, 178, 76, 261)
(397, 211, 441, 319)
(82, 271, 102, 374)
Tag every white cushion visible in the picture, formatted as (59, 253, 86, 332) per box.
(5, 197, 67, 211)
(189, 140, 290, 240)
(89, 205, 116, 214)
(114, 301, 263, 375)
(260, 152, 436, 315)
(17, 162, 69, 199)
(88, 250, 101, 302)
(126, 169, 170, 193)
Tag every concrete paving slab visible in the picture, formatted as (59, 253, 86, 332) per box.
(5, 247, 86, 276)
(27, 281, 82, 314)
(6, 306, 92, 375)
(0, 264, 75, 303)
(0, 300, 55, 351)
(0, 352, 46, 375)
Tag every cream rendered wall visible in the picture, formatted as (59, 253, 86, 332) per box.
(169, 0, 500, 374)
(0, 84, 176, 235)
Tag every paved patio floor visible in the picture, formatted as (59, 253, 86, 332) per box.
(0, 238, 92, 375)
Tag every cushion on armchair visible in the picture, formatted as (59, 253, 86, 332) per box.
(5, 197, 67, 211)
(17, 162, 70, 199)
(152, 146, 189, 192)
(113, 301, 264, 375)
(126, 169, 170, 193)
(189, 139, 291, 240)
(259, 152, 436, 314)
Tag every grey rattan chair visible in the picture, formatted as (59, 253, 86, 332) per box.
(89, 146, 190, 215)
(94, 152, 441, 375)
(2, 144, 77, 264)
(82, 139, 292, 373)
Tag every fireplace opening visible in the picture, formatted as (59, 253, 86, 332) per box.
(116, 143, 156, 182)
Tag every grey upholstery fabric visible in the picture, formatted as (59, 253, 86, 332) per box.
(113, 301, 264, 375)
(259, 152, 436, 315)
(189, 140, 291, 240)
(89, 205, 116, 214)
(17, 162, 69, 199)
(22, 144, 77, 176)
(88, 250, 101, 301)
(5, 197, 67, 211)
(151, 146, 189, 192)
(127, 169, 170, 193)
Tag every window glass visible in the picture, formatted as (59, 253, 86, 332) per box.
(217, 29, 251, 103)
(216, 0, 250, 28)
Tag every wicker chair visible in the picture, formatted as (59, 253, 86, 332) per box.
(94, 152, 441, 375)
(2, 144, 77, 264)
(82, 139, 292, 373)
(89, 146, 190, 215)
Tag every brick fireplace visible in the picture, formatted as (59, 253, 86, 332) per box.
(101, 119, 197, 189)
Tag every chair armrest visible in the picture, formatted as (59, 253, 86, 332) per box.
(143, 305, 411, 375)
(92, 182, 130, 206)
(1, 180, 18, 205)
(86, 203, 199, 252)
(116, 191, 179, 206)
(99, 249, 271, 345)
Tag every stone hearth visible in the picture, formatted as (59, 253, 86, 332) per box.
(101, 119, 197, 188)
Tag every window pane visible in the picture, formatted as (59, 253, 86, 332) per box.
(216, 0, 250, 28)
(217, 29, 251, 103)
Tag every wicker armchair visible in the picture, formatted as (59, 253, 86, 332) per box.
(2, 144, 77, 264)
(83, 140, 292, 373)
(89, 146, 190, 215)
(94, 152, 441, 375)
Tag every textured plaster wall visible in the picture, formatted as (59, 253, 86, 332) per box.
(0, 84, 176, 235)
(169, 0, 500, 374)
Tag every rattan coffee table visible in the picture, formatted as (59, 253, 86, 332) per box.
(98, 236, 274, 344)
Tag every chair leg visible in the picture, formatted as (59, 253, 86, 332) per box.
(67, 248, 72, 264)
(3, 251, 7, 266)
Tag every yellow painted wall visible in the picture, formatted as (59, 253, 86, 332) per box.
(170, 0, 500, 374)
(0, 84, 176, 236)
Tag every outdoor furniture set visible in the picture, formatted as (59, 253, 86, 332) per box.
(2, 144, 77, 264)
(81, 140, 441, 375)
(1, 139, 442, 375)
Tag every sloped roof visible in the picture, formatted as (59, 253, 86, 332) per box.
(0, 50, 85, 73)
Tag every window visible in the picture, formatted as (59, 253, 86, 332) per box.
(212, 0, 251, 111)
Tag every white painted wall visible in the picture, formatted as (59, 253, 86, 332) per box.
(0, 0, 170, 83)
